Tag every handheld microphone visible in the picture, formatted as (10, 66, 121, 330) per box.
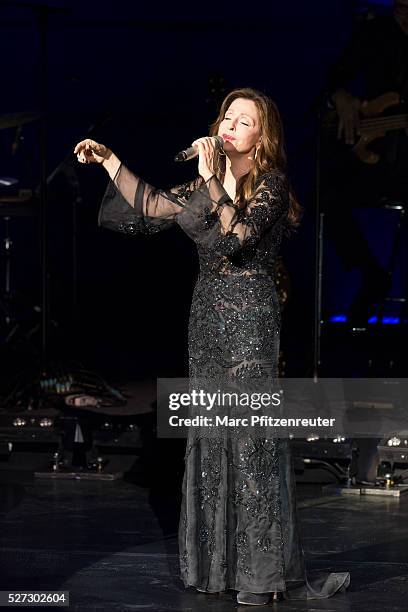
(174, 135, 224, 162)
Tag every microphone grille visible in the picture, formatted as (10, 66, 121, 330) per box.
(213, 135, 224, 148)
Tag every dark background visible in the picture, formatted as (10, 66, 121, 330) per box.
(0, 0, 398, 387)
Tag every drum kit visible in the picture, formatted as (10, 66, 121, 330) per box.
(0, 111, 42, 350)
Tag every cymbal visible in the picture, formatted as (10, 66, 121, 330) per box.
(0, 112, 42, 130)
(0, 177, 18, 187)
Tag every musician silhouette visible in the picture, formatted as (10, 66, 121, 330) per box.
(322, 0, 408, 325)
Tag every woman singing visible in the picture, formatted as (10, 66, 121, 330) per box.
(74, 87, 349, 605)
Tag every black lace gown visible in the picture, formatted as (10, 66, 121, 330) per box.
(98, 163, 350, 599)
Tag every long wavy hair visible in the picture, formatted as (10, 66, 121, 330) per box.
(209, 87, 302, 230)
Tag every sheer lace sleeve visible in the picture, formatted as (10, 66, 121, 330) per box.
(168, 175, 205, 204)
(98, 164, 195, 236)
(176, 172, 289, 255)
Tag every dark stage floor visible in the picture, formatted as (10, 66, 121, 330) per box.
(0, 463, 408, 611)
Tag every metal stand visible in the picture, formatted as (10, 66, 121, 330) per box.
(313, 105, 325, 379)
(0, 216, 14, 331)
(34, 412, 124, 480)
(313, 212, 325, 379)
(0, 212, 40, 348)
(377, 202, 408, 322)
(47, 110, 112, 330)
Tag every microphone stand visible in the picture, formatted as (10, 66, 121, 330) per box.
(291, 89, 328, 380)
(47, 157, 81, 327)
(313, 103, 324, 381)
(38, 4, 49, 364)
(47, 112, 113, 330)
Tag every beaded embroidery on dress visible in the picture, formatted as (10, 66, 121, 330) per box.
(98, 164, 350, 599)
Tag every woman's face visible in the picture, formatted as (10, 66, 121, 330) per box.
(218, 97, 261, 156)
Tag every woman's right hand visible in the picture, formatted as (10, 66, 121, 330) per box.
(74, 138, 111, 164)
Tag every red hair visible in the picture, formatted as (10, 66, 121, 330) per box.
(209, 87, 302, 230)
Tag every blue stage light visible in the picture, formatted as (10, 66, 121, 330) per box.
(329, 315, 401, 325)
(330, 315, 347, 323)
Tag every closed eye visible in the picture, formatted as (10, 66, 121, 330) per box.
(224, 116, 251, 126)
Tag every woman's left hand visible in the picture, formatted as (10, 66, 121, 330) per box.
(191, 137, 217, 182)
